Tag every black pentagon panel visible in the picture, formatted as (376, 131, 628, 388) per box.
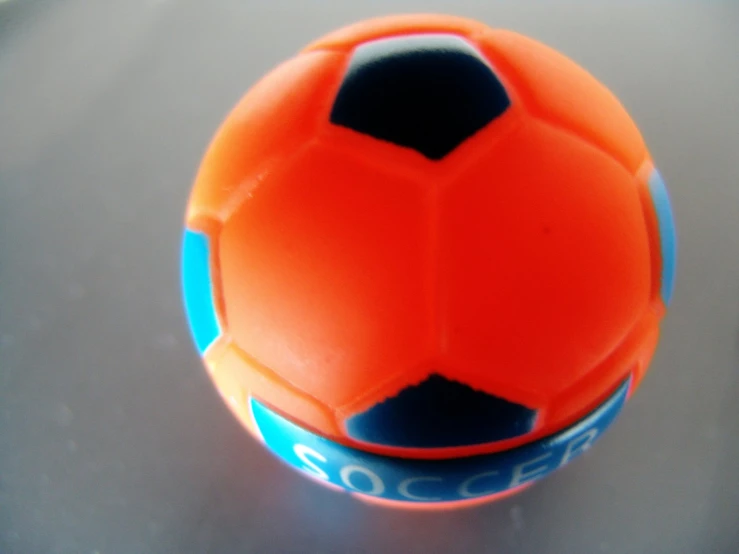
(345, 374, 537, 448)
(330, 34, 510, 160)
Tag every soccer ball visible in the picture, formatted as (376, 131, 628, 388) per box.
(181, 14, 676, 507)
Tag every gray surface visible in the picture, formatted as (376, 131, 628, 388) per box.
(1, 1, 738, 553)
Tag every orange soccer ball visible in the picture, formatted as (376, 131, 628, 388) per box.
(182, 14, 675, 507)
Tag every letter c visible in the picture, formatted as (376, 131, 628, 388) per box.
(398, 477, 443, 502)
(458, 471, 499, 498)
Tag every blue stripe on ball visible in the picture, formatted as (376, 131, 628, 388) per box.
(648, 169, 677, 306)
(249, 379, 630, 503)
(181, 229, 221, 355)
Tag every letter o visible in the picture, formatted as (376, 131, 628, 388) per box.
(339, 465, 385, 496)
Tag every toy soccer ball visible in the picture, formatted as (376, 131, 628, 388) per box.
(181, 14, 676, 508)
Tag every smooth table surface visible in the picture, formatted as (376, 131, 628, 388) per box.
(1, 1, 738, 553)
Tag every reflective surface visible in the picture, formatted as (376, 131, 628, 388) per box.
(1, 1, 738, 552)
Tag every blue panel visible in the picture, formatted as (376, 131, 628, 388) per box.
(181, 229, 221, 355)
(345, 374, 537, 448)
(251, 379, 630, 503)
(648, 169, 677, 305)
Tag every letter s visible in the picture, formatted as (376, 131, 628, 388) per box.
(293, 444, 329, 481)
